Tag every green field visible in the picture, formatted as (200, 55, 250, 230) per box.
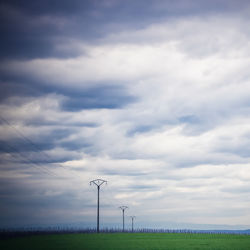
(1, 233, 250, 250)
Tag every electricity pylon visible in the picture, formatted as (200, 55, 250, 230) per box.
(90, 179, 107, 233)
(119, 206, 128, 232)
(130, 216, 136, 232)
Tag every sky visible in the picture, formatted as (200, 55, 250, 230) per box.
(1, 0, 250, 230)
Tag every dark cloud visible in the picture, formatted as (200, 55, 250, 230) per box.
(1, 0, 92, 16)
(0, 76, 137, 111)
(179, 115, 200, 124)
(0, 0, 91, 59)
(60, 85, 137, 111)
(127, 125, 157, 136)
(0, 143, 76, 166)
(0, 57, 137, 110)
(0, 126, 82, 165)
(1, 0, 249, 60)
(0, 127, 72, 151)
(59, 140, 92, 151)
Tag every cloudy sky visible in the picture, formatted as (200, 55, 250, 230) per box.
(1, 0, 250, 230)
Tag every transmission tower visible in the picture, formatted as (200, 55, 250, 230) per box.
(90, 179, 107, 233)
(130, 216, 136, 232)
(119, 206, 128, 232)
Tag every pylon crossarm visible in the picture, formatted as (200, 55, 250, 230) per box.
(90, 179, 107, 187)
(119, 206, 128, 211)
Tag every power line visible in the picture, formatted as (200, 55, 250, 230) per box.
(0, 116, 66, 164)
(0, 142, 58, 177)
(0, 116, 82, 180)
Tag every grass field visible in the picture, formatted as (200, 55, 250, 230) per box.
(1, 233, 250, 250)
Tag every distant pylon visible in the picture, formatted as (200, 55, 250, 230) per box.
(130, 216, 136, 232)
(119, 206, 128, 232)
(90, 179, 107, 233)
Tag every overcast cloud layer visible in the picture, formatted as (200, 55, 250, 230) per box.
(1, 0, 250, 229)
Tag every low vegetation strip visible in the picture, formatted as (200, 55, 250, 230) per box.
(1, 233, 250, 250)
(1, 228, 250, 238)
